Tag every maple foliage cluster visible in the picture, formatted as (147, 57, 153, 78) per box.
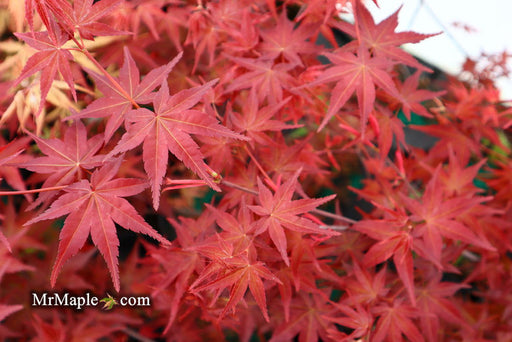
(0, 0, 512, 341)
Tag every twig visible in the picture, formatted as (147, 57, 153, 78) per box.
(123, 328, 157, 342)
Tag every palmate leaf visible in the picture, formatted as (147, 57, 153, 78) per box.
(334, 1, 436, 71)
(314, 46, 400, 134)
(20, 120, 104, 209)
(47, 0, 125, 40)
(248, 171, 337, 265)
(190, 251, 280, 322)
(372, 299, 424, 342)
(400, 168, 496, 268)
(68, 48, 182, 142)
(108, 79, 248, 210)
(24, 158, 169, 292)
(13, 20, 75, 113)
(258, 10, 318, 67)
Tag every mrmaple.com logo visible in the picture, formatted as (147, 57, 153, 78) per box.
(31, 292, 150, 310)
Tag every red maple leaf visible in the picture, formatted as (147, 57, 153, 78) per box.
(108, 79, 247, 210)
(416, 272, 471, 342)
(230, 89, 296, 147)
(371, 299, 424, 342)
(24, 0, 70, 36)
(313, 46, 400, 134)
(354, 213, 416, 305)
(269, 291, 339, 342)
(224, 56, 301, 105)
(248, 171, 337, 265)
(334, 2, 436, 70)
(401, 168, 496, 267)
(390, 70, 444, 120)
(0, 137, 31, 202)
(13, 21, 75, 113)
(68, 48, 182, 142)
(24, 158, 170, 292)
(20, 120, 104, 209)
(190, 251, 280, 322)
(48, 0, 125, 40)
(344, 258, 390, 305)
(258, 10, 318, 67)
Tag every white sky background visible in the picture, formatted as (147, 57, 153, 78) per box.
(360, 0, 512, 100)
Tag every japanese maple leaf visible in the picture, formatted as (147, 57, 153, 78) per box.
(248, 171, 337, 265)
(334, 1, 436, 70)
(401, 168, 496, 267)
(68, 48, 182, 142)
(13, 21, 75, 113)
(150, 244, 201, 332)
(190, 238, 280, 322)
(46, 0, 125, 40)
(258, 10, 318, 67)
(409, 123, 482, 167)
(371, 299, 424, 342)
(325, 302, 373, 341)
(24, 158, 170, 292)
(269, 291, 339, 342)
(224, 56, 301, 105)
(230, 89, 297, 147)
(0, 137, 31, 202)
(206, 202, 257, 257)
(392, 71, 444, 120)
(150, 216, 213, 333)
(108, 79, 247, 210)
(416, 272, 471, 342)
(20, 120, 104, 209)
(435, 144, 487, 196)
(354, 215, 416, 305)
(344, 259, 389, 305)
(314, 46, 400, 134)
(24, 0, 70, 35)
(31, 313, 66, 342)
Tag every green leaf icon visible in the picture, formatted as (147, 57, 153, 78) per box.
(100, 294, 118, 310)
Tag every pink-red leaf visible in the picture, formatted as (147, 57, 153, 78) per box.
(109, 79, 247, 210)
(24, 158, 169, 292)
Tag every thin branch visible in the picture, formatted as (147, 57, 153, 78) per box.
(220, 179, 258, 195)
(312, 208, 357, 224)
(122, 328, 156, 342)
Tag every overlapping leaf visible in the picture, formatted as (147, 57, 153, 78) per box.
(334, 2, 436, 70)
(108, 79, 247, 210)
(313, 46, 400, 134)
(25, 158, 169, 292)
(20, 120, 104, 209)
(13, 21, 75, 113)
(248, 171, 337, 265)
(69, 48, 182, 141)
(401, 168, 496, 267)
(47, 0, 125, 39)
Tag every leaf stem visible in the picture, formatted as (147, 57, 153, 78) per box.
(243, 145, 276, 190)
(0, 185, 67, 196)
